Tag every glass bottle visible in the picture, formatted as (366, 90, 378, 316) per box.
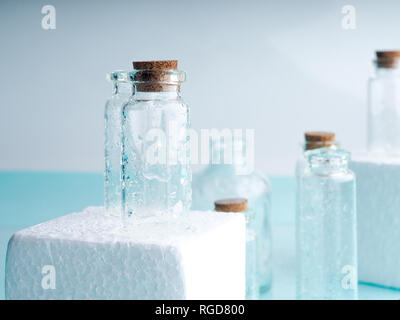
(295, 131, 338, 180)
(295, 132, 339, 245)
(104, 71, 132, 217)
(368, 51, 400, 154)
(214, 198, 258, 300)
(121, 60, 191, 223)
(296, 148, 358, 300)
(192, 136, 272, 294)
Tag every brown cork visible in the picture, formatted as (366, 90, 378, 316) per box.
(132, 60, 178, 70)
(305, 132, 335, 142)
(132, 69, 179, 82)
(132, 60, 181, 92)
(376, 51, 400, 68)
(215, 198, 248, 213)
(304, 132, 336, 151)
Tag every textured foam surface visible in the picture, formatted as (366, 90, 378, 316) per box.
(5, 207, 245, 300)
(350, 153, 400, 288)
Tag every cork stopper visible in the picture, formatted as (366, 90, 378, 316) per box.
(305, 132, 335, 142)
(131, 60, 182, 92)
(132, 60, 178, 70)
(376, 51, 400, 68)
(214, 198, 248, 213)
(304, 131, 336, 151)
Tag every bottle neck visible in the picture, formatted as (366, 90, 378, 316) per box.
(309, 158, 348, 175)
(375, 66, 400, 77)
(133, 88, 181, 100)
(307, 149, 350, 176)
(113, 81, 133, 96)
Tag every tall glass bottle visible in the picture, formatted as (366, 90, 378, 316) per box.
(215, 198, 258, 300)
(104, 71, 132, 217)
(368, 51, 400, 154)
(192, 136, 272, 294)
(295, 132, 338, 245)
(121, 60, 191, 223)
(296, 148, 357, 300)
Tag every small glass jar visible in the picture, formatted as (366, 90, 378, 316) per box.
(121, 60, 191, 223)
(368, 51, 400, 154)
(192, 136, 272, 294)
(104, 71, 132, 217)
(296, 148, 358, 300)
(214, 198, 258, 300)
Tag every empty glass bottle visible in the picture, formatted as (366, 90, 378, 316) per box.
(296, 148, 357, 300)
(368, 51, 400, 154)
(214, 198, 258, 300)
(104, 71, 132, 217)
(192, 136, 272, 294)
(295, 132, 339, 246)
(121, 60, 191, 223)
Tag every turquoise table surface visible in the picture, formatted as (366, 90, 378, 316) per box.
(0, 171, 399, 300)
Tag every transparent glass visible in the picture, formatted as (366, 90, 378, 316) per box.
(296, 148, 358, 300)
(121, 70, 191, 223)
(295, 141, 338, 181)
(245, 208, 259, 300)
(368, 65, 400, 154)
(295, 141, 339, 230)
(192, 138, 272, 295)
(104, 71, 132, 217)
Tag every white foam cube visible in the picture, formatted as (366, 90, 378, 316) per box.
(5, 207, 245, 300)
(350, 153, 400, 288)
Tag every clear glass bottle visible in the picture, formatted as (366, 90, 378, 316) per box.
(121, 60, 191, 223)
(295, 132, 339, 244)
(104, 71, 132, 217)
(214, 198, 258, 300)
(192, 137, 272, 294)
(368, 51, 400, 154)
(296, 148, 358, 300)
(295, 132, 338, 180)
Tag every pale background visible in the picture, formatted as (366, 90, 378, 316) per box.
(0, 0, 398, 175)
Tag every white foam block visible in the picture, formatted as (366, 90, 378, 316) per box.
(350, 153, 400, 288)
(5, 207, 245, 300)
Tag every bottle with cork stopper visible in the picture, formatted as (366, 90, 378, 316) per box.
(192, 136, 272, 295)
(368, 51, 400, 154)
(295, 131, 339, 257)
(295, 131, 338, 182)
(214, 198, 258, 300)
(121, 60, 191, 223)
(296, 147, 357, 299)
